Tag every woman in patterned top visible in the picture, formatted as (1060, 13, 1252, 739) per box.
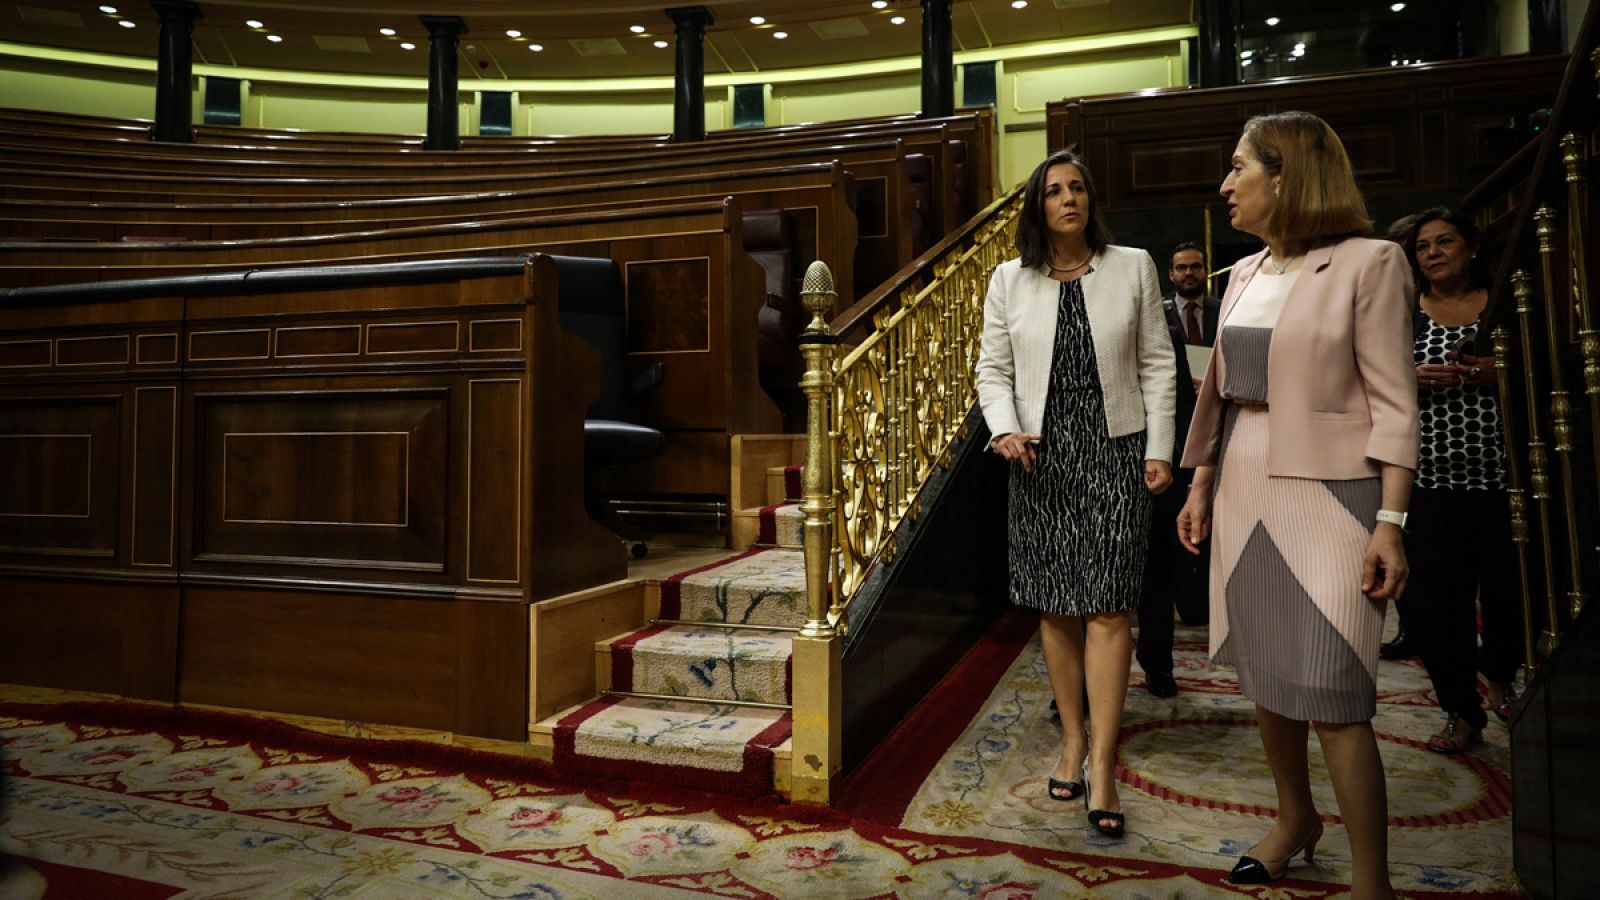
(1401, 208, 1523, 752)
(976, 150, 1176, 839)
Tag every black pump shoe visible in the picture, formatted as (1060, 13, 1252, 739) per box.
(1228, 821, 1323, 885)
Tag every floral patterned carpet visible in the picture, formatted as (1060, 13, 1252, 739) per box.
(0, 613, 1524, 898)
(896, 624, 1521, 897)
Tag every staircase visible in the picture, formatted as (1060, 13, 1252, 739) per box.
(533, 463, 808, 797)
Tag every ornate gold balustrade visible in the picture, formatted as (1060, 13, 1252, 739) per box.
(788, 185, 1022, 804)
(1477, 39, 1599, 678)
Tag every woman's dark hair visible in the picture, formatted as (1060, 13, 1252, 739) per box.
(1015, 149, 1113, 271)
(1404, 207, 1490, 293)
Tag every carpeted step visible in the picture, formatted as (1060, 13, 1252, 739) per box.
(553, 694, 791, 795)
(659, 548, 807, 628)
(605, 624, 793, 705)
(756, 502, 805, 547)
(765, 464, 804, 504)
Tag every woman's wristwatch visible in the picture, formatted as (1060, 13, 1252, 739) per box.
(1375, 509, 1408, 531)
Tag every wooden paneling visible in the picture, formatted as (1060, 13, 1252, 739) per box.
(0, 578, 179, 700)
(467, 378, 522, 585)
(625, 258, 711, 354)
(1046, 55, 1569, 211)
(0, 395, 120, 559)
(528, 580, 645, 723)
(191, 388, 450, 572)
(179, 586, 459, 731)
(131, 386, 178, 568)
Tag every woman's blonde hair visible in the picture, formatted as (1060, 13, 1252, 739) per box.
(1243, 111, 1370, 249)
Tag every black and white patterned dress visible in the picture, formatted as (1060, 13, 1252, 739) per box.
(1414, 314, 1506, 490)
(1008, 275, 1150, 616)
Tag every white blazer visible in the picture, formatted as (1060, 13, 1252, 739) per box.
(975, 245, 1177, 462)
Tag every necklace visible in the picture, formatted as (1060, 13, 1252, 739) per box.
(1266, 253, 1301, 275)
(1048, 251, 1091, 273)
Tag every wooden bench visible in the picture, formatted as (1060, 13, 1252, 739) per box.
(0, 254, 614, 739)
(0, 199, 780, 501)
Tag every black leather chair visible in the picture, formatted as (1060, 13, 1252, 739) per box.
(742, 209, 805, 429)
(550, 255, 666, 554)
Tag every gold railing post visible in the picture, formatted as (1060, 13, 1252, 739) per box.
(1534, 205, 1589, 620)
(793, 260, 842, 804)
(1563, 132, 1600, 557)
(1494, 325, 1542, 683)
(1515, 269, 1563, 655)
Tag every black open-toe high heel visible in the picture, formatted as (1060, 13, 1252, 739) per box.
(1083, 773, 1125, 838)
(1228, 820, 1323, 884)
(1046, 776, 1084, 803)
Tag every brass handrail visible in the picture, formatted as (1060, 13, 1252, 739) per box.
(818, 187, 1022, 625)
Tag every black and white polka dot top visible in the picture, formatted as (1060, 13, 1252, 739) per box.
(1414, 313, 1506, 490)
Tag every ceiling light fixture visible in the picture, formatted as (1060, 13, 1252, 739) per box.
(98, 5, 117, 13)
(379, 27, 395, 36)
(246, 19, 263, 28)
(529, 43, 544, 51)
(1265, 16, 1280, 26)
(506, 29, 521, 38)
(1390, 2, 1406, 10)
(401, 41, 415, 50)
(117, 19, 134, 28)
(1011, 0, 1027, 7)
(872, 1, 888, 8)
(654, 39, 668, 48)
(1240, 49, 1253, 58)
(266, 34, 282, 43)
(1242, 58, 1253, 67)
(750, 16, 765, 25)
(630, 25, 646, 34)
(774, 30, 788, 39)
(890, 15, 906, 24)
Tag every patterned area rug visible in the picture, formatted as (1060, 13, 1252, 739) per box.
(894, 623, 1521, 897)
(0, 610, 1525, 897)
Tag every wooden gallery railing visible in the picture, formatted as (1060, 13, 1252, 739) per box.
(1474, 29, 1598, 689)
(786, 185, 1023, 803)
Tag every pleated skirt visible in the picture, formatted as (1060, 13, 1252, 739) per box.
(1210, 404, 1384, 723)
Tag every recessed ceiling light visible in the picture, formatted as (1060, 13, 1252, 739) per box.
(750, 16, 765, 25)
(890, 15, 906, 24)
(654, 39, 668, 48)
(245, 19, 263, 29)
(528, 43, 543, 52)
(1390, 2, 1406, 10)
(506, 29, 521, 38)
(1294, 41, 1305, 50)
(117, 19, 134, 28)
(1291, 46, 1305, 57)
(630, 25, 646, 34)
(98, 5, 117, 13)
(400, 41, 415, 50)
(266, 34, 282, 43)
(872, 1, 888, 8)
(1240, 49, 1253, 58)
(379, 27, 395, 36)
(1265, 16, 1280, 26)
(773, 31, 788, 39)
(1242, 58, 1253, 67)
(1011, 0, 1027, 8)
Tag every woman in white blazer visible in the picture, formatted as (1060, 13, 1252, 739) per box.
(976, 149, 1176, 838)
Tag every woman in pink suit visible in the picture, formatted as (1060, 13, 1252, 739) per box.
(1177, 112, 1418, 898)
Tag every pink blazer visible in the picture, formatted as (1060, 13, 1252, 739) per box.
(1180, 237, 1419, 480)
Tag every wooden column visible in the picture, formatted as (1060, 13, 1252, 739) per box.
(150, 0, 201, 143)
(421, 15, 466, 151)
(667, 6, 714, 142)
(920, 0, 954, 119)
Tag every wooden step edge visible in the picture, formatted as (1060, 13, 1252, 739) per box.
(527, 698, 595, 762)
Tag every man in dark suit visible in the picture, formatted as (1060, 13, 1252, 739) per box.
(1138, 278, 1209, 699)
(1162, 241, 1220, 349)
